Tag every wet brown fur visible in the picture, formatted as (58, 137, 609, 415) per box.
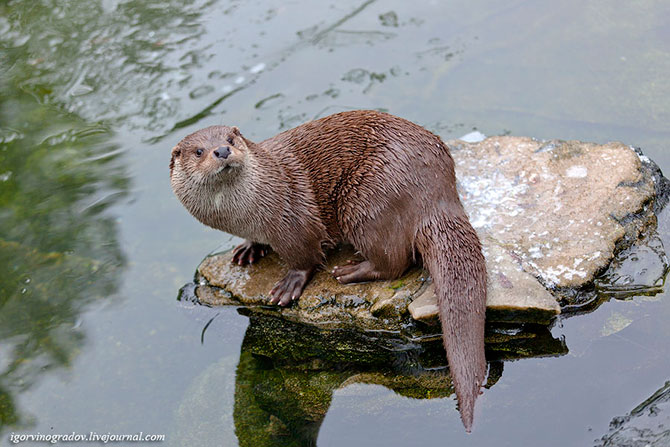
(169, 110, 487, 431)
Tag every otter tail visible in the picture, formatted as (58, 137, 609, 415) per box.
(415, 211, 487, 432)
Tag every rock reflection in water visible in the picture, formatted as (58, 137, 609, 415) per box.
(173, 300, 566, 446)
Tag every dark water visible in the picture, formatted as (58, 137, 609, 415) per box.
(1, 0, 669, 445)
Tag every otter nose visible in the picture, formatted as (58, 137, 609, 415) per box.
(213, 146, 231, 159)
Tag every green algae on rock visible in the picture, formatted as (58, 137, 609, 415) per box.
(193, 136, 668, 331)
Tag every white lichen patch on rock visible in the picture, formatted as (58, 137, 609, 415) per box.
(566, 165, 588, 178)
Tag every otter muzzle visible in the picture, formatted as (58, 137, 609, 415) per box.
(213, 146, 231, 159)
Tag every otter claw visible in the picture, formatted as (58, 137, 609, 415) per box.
(232, 241, 269, 266)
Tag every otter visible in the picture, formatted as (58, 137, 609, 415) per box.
(169, 110, 487, 431)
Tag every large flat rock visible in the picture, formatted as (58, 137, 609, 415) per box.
(194, 136, 667, 330)
(455, 137, 655, 289)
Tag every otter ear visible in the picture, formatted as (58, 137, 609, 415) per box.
(169, 146, 181, 170)
(231, 126, 241, 136)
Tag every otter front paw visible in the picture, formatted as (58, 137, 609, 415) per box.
(269, 269, 312, 306)
(232, 241, 269, 265)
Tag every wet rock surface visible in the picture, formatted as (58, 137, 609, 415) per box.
(191, 136, 668, 332)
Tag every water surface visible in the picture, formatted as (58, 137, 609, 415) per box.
(1, 1, 670, 445)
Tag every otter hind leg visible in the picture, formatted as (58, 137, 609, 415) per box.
(232, 240, 270, 265)
(333, 239, 412, 285)
(337, 210, 414, 284)
(332, 260, 388, 284)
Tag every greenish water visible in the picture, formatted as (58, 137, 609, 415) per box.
(1, 1, 669, 445)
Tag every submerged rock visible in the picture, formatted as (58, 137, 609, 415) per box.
(192, 136, 668, 332)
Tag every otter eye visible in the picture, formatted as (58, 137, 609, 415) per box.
(226, 136, 234, 145)
(195, 148, 204, 157)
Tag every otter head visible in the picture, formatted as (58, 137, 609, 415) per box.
(170, 125, 251, 216)
(170, 125, 248, 179)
